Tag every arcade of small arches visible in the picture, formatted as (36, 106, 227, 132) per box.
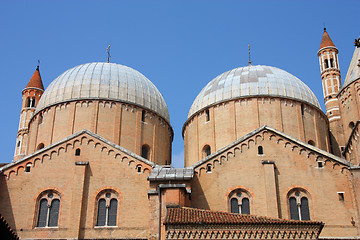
(5, 134, 154, 180)
(196, 130, 348, 177)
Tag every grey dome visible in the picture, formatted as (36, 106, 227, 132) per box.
(343, 45, 360, 88)
(188, 65, 321, 118)
(36, 62, 170, 122)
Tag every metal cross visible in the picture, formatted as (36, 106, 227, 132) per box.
(248, 44, 252, 66)
(107, 45, 111, 63)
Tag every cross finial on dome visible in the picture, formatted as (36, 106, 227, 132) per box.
(107, 45, 111, 63)
(248, 44, 252, 66)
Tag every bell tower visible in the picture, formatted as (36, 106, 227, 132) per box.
(317, 28, 344, 156)
(14, 65, 44, 161)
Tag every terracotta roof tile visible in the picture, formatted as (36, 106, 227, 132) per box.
(319, 28, 336, 50)
(165, 207, 322, 226)
(25, 66, 44, 90)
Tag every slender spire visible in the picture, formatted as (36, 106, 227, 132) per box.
(248, 44, 252, 66)
(319, 28, 336, 50)
(107, 45, 111, 63)
(25, 63, 44, 90)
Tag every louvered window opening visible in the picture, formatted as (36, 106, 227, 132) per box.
(96, 198, 118, 226)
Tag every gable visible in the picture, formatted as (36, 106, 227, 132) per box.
(0, 130, 155, 237)
(191, 125, 350, 172)
(189, 125, 356, 227)
(0, 130, 155, 180)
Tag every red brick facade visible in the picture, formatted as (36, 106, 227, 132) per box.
(1, 30, 360, 240)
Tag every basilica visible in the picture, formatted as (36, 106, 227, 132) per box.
(0, 29, 359, 240)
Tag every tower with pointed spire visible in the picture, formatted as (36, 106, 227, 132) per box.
(13, 65, 44, 161)
(318, 28, 344, 156)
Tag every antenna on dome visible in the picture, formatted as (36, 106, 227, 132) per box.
(37, 60, 40, 70)
(248, 44, 252, 66)
(323, 22, 326, 31)
(107, 45, 111, 63)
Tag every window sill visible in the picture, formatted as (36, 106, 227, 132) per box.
(94, 225, 118, 228)
(34, 226, 59, 229)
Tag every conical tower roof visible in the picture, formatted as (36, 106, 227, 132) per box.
(25, 66, 44, 90)
(319, 28, 336, 50)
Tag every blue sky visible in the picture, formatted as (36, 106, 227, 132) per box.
(0, 0, 359, 167)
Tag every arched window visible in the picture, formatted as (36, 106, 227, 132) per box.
(324, 59, 329, 69)
(229, 189, 251, 214)
(301, 104, 305, 116)
(205, 109, 210, 122)
(96, 190, 119, 227)
(349, 121, 355, 130)
(36, 190, 61, 227)
(288, 189, 311, 220)
(25, 163, 31, 173)
(36, 143, 45, 150)
(141, 110, 146, 122)
(330, 58, 334, 68)
(307, 140, 315, 146)
(26, 98, 31, 107)
(31, 98, 35, 108)
(136, 165, 142, 173)
(202, 145, 211, 158)
(38, 114, 43, 124)
(258, 146, 263, 155)
(26, 98, 36, 108)
(75, 148, 81, 156)
(206, 164, 212, 173)
(141, 144, 150, 160)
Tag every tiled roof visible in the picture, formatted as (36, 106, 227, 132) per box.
(25, 66, 44, 90)
(319, 28, 335, 50)
(165, 207, 322, 226)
